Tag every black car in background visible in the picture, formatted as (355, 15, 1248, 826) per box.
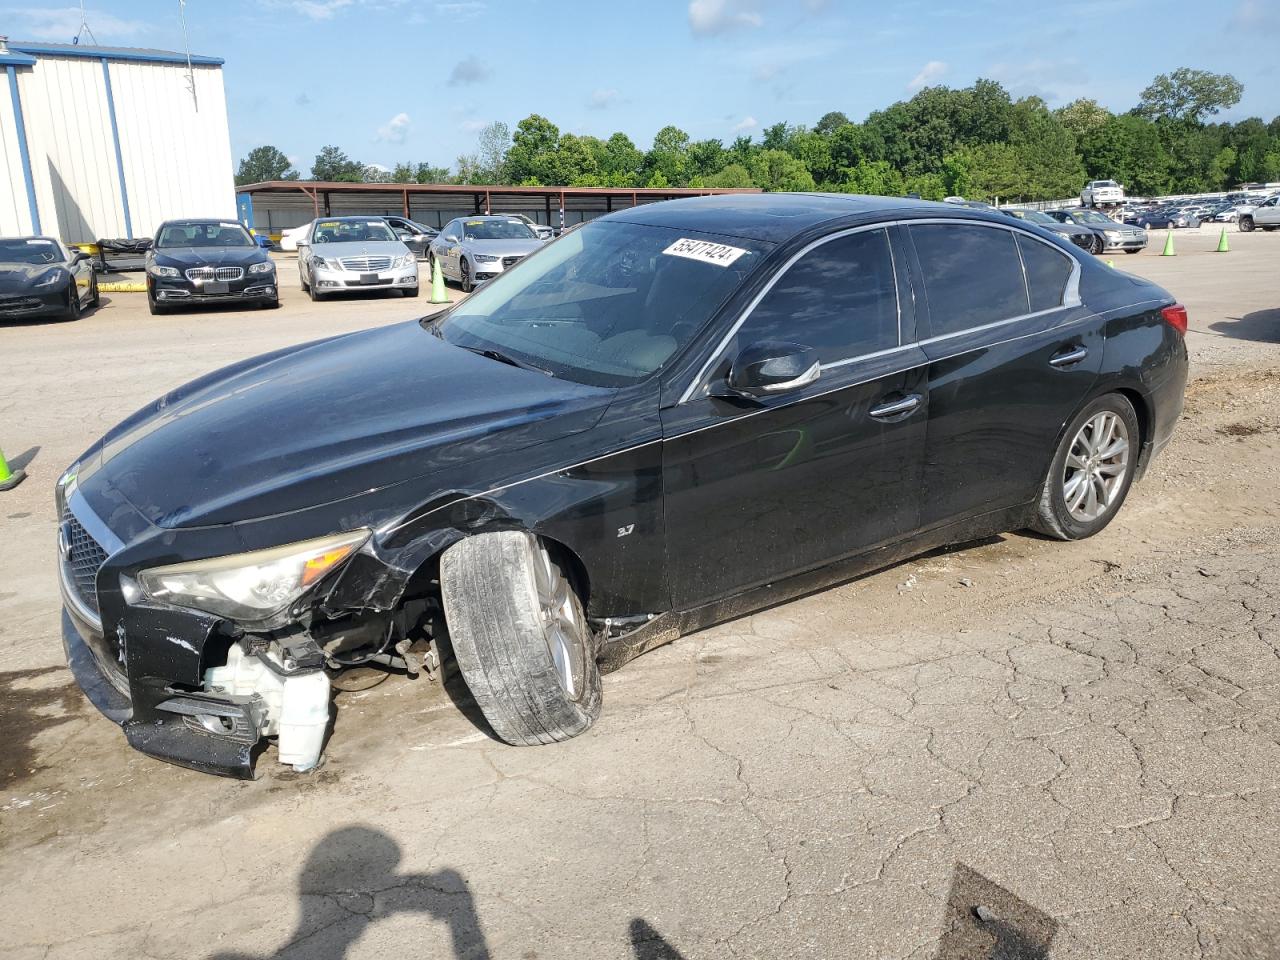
(146, 220, 279, 315)
(58, 194, 1188, 778)
(382, 216, 438, 259)
(0, 236, 98, 321)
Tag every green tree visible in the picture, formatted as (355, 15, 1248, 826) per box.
(1007, 96, 1086, 199)
(836, 160, 904, 197)
(505, 114, 561, 183)
(311, 145, 364, 181)
(599, 132, 643, 185)
(644, 125, 691, 185)
(687, 138, 728, 180)
(1055, 98, 1112, 138)
(1137, 68, 1243, 124)
(475, 121, 511, 182)
(814, 111, 850, 136)
(235, 145, 297, 185)
(749, 149, 816, 192)
(1079, 114, 1171, 196)
(703, 163, 754, 188)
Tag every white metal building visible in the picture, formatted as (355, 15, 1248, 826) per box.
(0, 37, 235, 244)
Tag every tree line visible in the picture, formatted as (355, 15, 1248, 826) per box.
(236, 68, 1280, 202)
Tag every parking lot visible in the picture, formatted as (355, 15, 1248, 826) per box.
(2, 231, 1280, 959)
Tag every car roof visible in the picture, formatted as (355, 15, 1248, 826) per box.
(602, 192, 959, 243)
(159, 219, 244, 227)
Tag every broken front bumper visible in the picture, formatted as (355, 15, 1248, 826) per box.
(61, 609, 262, 778)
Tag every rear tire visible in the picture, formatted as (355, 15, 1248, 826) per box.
(440, 531, 601, 746)
(1032, 394, 1140, 541)
(87, 274, 100, 307)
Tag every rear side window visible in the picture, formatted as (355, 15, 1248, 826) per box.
(736, 228, 899, 363)
(910, 224, 1028, 336)
(1017, 235, 1073, 312)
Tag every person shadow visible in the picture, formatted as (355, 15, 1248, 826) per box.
(210, 826, 491, 960)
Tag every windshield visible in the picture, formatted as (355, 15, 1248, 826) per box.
(1094, 181, 1118, 188)
(1072, 210, 1115, 224)
(0, 238, 63, 264)
(312, 220, 397, 243)
(433, 221, 769, 387)
(157, 222, 253, 248)
(1007, 209, 1056, 225)
(461, 219, 537, 241)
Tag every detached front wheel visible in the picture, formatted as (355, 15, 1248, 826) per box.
(441, 531, 601, 745)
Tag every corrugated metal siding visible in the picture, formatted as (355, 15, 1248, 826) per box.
(109, 61, 236, 237)
(0, 72, 35, 234)
(16, 56, 124, 241)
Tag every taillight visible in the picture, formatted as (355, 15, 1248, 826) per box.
(1161, 303, 1188, 336)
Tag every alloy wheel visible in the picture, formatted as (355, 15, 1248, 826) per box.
(1062, 411, 1130, 522)
(531, 545, 586, 702)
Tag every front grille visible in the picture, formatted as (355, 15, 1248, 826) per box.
(62, 507, 107, 615)
(502, 256, 523, 269)
(185, 265, 244, 282)
(339, 256, 392, 272)
(0, 296, 42, 311)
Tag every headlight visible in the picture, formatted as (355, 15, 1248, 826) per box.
(1105, 231, 1122, 240)
(35, 269, 67, 288)
(248, 261, 275, 274)
(311, 255, 340, 270)
(472, 254, 499, 263)
(136, 529, 370, 621)
(148, 264, 180, 278)
(393, 253, 415, 269)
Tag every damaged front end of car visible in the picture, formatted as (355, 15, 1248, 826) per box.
(57, 471, 449, 780)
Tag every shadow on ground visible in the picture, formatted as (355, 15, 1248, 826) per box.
(207, 826, 692, 959)
(1208, 308, 1280, 343)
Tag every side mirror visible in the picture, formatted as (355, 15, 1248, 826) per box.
(395, 230, 413, 240)
(717, 341, 820, 399)
(72, 250, 89, 263)
(443, 233, 458, 243)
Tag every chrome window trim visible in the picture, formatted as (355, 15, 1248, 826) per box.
(679, 217, 1082, 405)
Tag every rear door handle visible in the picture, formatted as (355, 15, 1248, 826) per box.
(869, 393, 922, 419)
(1049, 345, 1088, 367)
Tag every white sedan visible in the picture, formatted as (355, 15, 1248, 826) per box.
(279, 222, 313, 252)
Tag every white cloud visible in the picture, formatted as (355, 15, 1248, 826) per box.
(907, 60, 947, 92)
(448, 55, 492, 86)
(689, 0, 763, 35)
(3, 6, 149, 40)
(587, 88, 620, 110)
(459, 118, 488, 133)
(375, 112, 411, 144)
(285, 0, 354, 20)
(733, 115, 758, 131)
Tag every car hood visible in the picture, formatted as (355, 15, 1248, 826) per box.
(0, 262, 64, 292)
(74, 321, 613, 529)
(305, 240, 409, 259)
(151, 246, 267, 267)
(462, 238, 545, 257)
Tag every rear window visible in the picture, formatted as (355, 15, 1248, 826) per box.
(910, 224, 1028, 336)
(1017, 235, 1073, 312)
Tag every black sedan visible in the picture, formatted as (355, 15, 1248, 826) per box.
(146, 220, 279, 315)
(1136, 208, 1200, 230)
(382, 216, 438, 259)
(57, 194, 1187, 778)
(0, 236, 98, 321)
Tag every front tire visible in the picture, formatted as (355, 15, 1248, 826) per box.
(402, 285, 419, 298)
(1089, 234, 1104, 255)
(60, 283, 83, 321)
(440, 531, 602, 746)
(1032, 394, 1140, 541)
(1240, 216, 1255, 232)
(459, 258, 474, 293)
(1124, 248, 1140, 254)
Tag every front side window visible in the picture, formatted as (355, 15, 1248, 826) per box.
(433, 221, 769, 387)
(734, 228, 899, 363)
(910, 223, 1028, 336)
(1017, 235, 1073, 313)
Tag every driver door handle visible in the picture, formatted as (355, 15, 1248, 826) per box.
(1049, 345, 1088, 367)
(869, 393, 922, 419)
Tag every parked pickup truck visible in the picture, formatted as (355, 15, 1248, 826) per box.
(1081, 180, 1125, 206)
(1238, 194, 1280, 232)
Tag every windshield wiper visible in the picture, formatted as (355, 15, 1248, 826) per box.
(458, 344, 552, 376)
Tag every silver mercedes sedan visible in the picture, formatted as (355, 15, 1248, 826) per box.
(297, 216, 418, 301)
(427, 215, 546, 292)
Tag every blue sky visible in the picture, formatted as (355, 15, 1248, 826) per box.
(9, 1, 1280, 175)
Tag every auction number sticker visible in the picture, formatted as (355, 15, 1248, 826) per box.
(662, 237, 749, 267)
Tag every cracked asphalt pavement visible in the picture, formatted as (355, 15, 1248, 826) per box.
(2, 233, 1279, 959)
